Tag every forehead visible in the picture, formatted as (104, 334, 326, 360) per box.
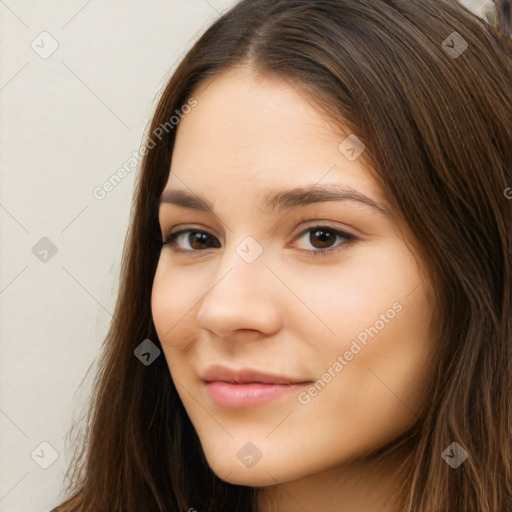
(165, 66, 383, 206)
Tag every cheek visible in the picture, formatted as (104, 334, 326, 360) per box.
(287, 294, 434, 469)
(286, 240, 428, 342)
(291, 241, 435, 419)
(150, 262, 200, 352)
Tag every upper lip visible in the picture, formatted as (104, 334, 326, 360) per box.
(201, 365, 310, 385)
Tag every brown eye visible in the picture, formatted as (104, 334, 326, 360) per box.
(162, 229, 220, 251)
(308, 228, 338, 249)
(293, 225, 356, 257)
(187, 232, 216, 250)
(161, 225, 356, 258)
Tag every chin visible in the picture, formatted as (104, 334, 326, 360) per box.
(204, 448, 309, 488)
(217, 469, 275, 487)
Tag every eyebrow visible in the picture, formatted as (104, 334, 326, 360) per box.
(159, 184, 388, 216)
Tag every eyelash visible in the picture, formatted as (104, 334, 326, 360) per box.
(160, 220, 357, 258)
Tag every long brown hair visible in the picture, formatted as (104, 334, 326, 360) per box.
(53, 1, 512, 510)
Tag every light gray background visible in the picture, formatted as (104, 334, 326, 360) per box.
(0, 0, 489, 510)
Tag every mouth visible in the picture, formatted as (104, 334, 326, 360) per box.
(201, 365, 313, 408)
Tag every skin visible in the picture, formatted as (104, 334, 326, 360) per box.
(151, 65, 436, 511)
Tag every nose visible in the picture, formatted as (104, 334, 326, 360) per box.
(196, 244, 285, 340)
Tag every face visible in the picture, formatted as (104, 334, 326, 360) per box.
(151, 65, 435, 487)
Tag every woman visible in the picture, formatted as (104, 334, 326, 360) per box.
(52, 1, 512, 510)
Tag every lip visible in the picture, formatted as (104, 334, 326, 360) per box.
(201, 364, 309, 385)
(205, 381, 309, 408)
(201, 365, 312, 408)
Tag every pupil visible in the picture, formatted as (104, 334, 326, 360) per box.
(311, 229, 334, 248)
(190, 232, 210, 249)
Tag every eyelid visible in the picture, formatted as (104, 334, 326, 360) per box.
(290, 218, 356, 239)
(162, 223, 221, 242)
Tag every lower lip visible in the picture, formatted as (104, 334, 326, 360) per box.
(205, 381, 309, 408)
